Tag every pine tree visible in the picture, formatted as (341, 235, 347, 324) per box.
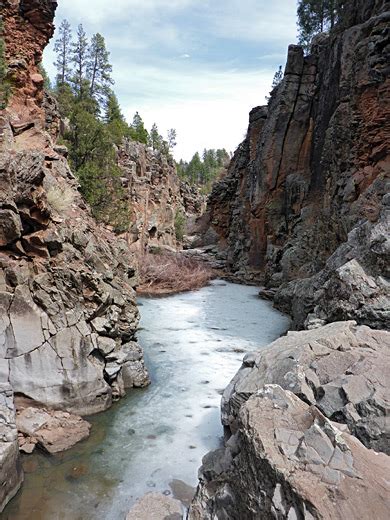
(167, 128, 177, 151)
(53, 19, 72, 87)
(71, 24, 89, 99)
(130, 112, 149, 144)
(149, 123, 163, 151)
(271, 65, 283, 88)
(88, 33, 114, 105)
(105, 92, 124, 124)
(297, 0, 342, 51)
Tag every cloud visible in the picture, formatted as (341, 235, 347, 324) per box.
(44, 1, 298, 160)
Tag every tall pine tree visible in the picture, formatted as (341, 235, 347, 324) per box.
(88, 33, 114, 105)
(71, 24, 89, 99)
(53, 19, 72, 87)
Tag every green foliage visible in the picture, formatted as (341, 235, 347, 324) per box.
(88, 33, 114, 104)
(272, 65, 283, 88)
(50, 20, 175, 231)
(71, 24, 89, 99)
(54, 20, 72, 87)
(174, 210, 186, 241)
(39, 64, 52, 91)
(297, 0, 344, 51)
(0, 20, 11, 109)
(177, 148, 230, 192)
(149, 123, 163, 151)
(129, 111, 149, 144)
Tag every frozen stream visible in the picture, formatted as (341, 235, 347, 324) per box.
(3, 280, 289, 520)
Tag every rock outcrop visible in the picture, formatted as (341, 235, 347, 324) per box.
(189, 322, 390, 519)
(0, 383, 23, 513)
(222, 321, 390, 454)
(117, 140, 204, 253)
(0, 0, 148, 511)
(199, 2, 390, 324)
(189, 384, 390, 520)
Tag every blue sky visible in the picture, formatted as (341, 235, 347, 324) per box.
(43, 1, 298, 160)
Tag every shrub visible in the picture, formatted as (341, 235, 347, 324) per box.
(174, 210, 186, 241)
(46, 185, 75, 214)
(137, 252, 214, 296)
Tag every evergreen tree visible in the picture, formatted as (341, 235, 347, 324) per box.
(105, 92, 124, 124)
(71, 24, 89, 99)
(53, 19, 72, 87)
(297, 0, 342, 51)
(271, 65, 283, 88)
(129, 112, 149, 144)
(167, 128, 177, 151)
(88, 33, 114, 105)
(149, 123, 163, 151)
(105, 91, 129, 145)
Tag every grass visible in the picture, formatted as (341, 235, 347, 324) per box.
(46, 185, 75, 214)
(137, 251, 214, 296)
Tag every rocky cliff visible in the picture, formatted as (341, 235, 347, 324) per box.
(0, 0, 148, 511)
(116, 140, 203, 253)
(200, 1, 389, 328)
(190, 3, 390, 518)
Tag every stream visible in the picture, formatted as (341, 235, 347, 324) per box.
(3, 280, 289, 520)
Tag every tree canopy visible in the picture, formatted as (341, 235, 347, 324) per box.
(51, 20, 177, 230)
(177, 148, 230, 192)
(297, 0, 344, 50)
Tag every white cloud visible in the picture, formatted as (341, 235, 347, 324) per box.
(118, 64, 272, 159)
(45, 1, 297, 160)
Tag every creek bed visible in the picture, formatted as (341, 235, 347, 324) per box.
(3, 280, 289, 520)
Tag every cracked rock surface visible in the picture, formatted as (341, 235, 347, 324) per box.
(222, 321, 390, 454)
(189, 384, 390, 520)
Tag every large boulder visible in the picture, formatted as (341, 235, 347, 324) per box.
(189, 385, 390, 520)
(222, 321, 390, 454)
(16, 405, 91, 454)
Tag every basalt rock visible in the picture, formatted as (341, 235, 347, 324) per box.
(189, 322, 390, 519)
(0, 1, 149, 510)
(222, 321, 390, 454)
(116, 140, 204, 253)
(0, 383, 23, 513)
(189, 385, 390, 520)
(16, 405, 91, 454)
(200, 3, 390, 318)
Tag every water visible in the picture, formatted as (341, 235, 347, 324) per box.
(3, 280, 289, 520)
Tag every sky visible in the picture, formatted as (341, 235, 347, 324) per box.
(43, 1, 298, 160)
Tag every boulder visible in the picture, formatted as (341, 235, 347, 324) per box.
(16, 406, 91, 454)
(126, 493, 183, 520)
(222, 321, 390, 454)
(189, 385, 390, 520)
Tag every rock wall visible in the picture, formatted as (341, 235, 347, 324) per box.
(189, 322, 390, 519)
(190, 3, 390, 518)
(201, 2, 390, 327)
(117, 140, 204, 253)
(0, 0, 147, 511)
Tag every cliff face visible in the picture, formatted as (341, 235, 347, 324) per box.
(202, 2, 389, 327)
(0, 1, 148, 511)
(117, 140, 203, 252)
(190, 3, 390, 518)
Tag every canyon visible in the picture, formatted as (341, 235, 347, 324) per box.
(0, 0, 389, 518)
